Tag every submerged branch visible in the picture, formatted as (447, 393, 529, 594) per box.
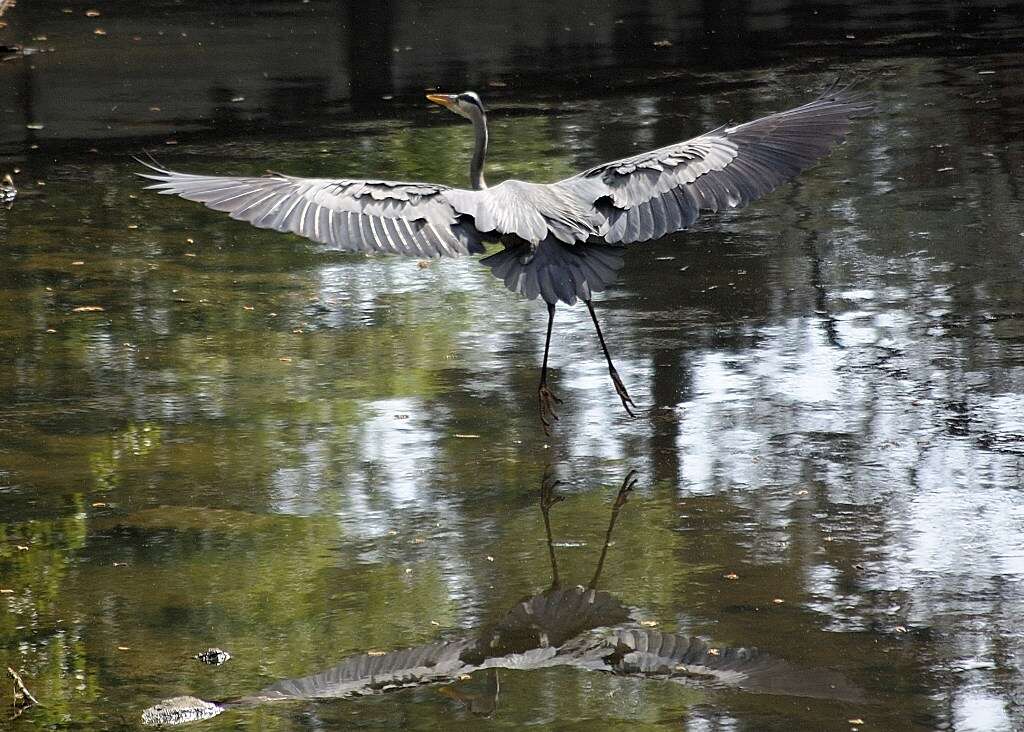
(8, 665, 40, 711)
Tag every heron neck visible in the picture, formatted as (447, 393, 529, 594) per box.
(470, 114, 488, 190)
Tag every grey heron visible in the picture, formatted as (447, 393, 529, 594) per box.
(139, 84, 869, 431)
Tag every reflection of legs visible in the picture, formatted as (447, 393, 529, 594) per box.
(538, 303, 563, 433)
(588, 470, 638, 590)
(585, 300, 638, 417)
(539, 471, 565, 590)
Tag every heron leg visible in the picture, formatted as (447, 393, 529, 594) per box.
(585, 299, 638, 417)
(538, 302, 562, 432)
(588, 469, 638, 590)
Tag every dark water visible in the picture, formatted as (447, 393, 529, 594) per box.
(2, 1, 1024, 729)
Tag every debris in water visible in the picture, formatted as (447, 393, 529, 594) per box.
(7, 665, 40, 717)
(142, 696, 223, 726)
(1, 173, 14, 204)
(193, 648, 231, 666)
(72, 306, 105, 312)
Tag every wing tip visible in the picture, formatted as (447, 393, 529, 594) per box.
(816, 75, 875, 116)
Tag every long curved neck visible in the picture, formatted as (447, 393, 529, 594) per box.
(470, 112, 488, 190)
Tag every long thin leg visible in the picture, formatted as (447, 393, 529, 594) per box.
(588, 469, 638, 590)
(539, 471, 565, 590)
(538, 302, 562, 432)
(585, 299, 638, 417)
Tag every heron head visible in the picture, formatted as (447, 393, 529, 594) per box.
(426, 91, 485, 121)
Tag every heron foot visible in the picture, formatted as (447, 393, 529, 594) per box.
(538, 382, 563, 434)
(608, 366, 638, 418)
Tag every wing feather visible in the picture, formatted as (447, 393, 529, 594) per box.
(138, 161, 485, 258)
(557, 83, 871, 245)
(139, 83, 867, 299)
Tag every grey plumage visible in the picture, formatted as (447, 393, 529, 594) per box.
(139, 83, 869, 307)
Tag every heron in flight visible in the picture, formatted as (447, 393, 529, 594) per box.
(140, 83, 868, 431)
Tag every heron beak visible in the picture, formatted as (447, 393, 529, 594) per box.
(426, 93, 458, 111)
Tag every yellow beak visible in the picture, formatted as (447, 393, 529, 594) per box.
(426, 93, 457, 111)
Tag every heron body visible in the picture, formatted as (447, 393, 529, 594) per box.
(140, 84, 869, 430)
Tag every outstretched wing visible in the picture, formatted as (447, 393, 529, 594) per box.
(556, 82, 872, 244)
(138, 161, 485, 258)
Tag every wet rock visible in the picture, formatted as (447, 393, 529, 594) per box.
(141, 696, 223, 726)
(192, 648, 231, 665)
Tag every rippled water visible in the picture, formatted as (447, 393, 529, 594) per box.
(2, 1, 1024, 730)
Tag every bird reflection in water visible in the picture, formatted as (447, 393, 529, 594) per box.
(142, 471, 860, 726)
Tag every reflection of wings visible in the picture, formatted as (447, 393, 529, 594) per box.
(140, 622, 862, 725)
(235, 588, 860, 705)
(251, 640, 472, 701)
(572, 628, 863, 702)
(234, 622, 860, 706)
